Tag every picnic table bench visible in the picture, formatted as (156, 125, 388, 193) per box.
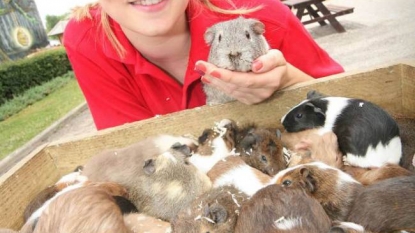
(283, 0, 354, 32)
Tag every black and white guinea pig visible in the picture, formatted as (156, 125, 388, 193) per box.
(281, 94, 402, 168)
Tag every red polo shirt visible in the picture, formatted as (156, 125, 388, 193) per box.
(63, 0, 343, 130)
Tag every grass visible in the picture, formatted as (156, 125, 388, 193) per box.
(0, 77, 85, 160)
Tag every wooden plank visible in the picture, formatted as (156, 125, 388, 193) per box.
(401, 62, 415, 116)
(45, 63, 411, 175)
(326, 4, 354, 14)
(0, 144, 61, 230)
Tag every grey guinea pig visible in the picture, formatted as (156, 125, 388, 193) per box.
(281, 93, 402, 168)
(203, 16, 270, 105)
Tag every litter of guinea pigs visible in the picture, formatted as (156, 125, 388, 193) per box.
(10, 110, 415, 233)
(4, 78, 415, 233)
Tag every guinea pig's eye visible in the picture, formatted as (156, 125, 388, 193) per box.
(245, 30, 251, 39)
(260, 155, 267, 163)
(218, 34, 222, 42)
(282, 179, 292, 187)
(295, 113, 303, 119)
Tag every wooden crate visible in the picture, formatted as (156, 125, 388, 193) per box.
(1, 61, 414, 230)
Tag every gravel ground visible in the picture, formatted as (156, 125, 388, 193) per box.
(1, 0, 414, 174)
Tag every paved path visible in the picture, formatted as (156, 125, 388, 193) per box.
(1, 0, 414, 175)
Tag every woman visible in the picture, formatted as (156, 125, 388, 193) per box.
(63, 0, 343, 130)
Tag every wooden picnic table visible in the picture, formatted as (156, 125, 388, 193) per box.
(282, 0, 354, 32)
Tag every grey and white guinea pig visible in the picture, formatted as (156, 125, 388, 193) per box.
(281, 94, 402, 168)
(204, 16, 270, 72)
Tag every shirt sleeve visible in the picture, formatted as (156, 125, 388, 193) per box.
(64, 23, 153, 130)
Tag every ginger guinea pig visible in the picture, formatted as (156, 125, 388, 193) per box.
(271, 162, 363, 221)
(281, 94, 402, 168)
(203, 16, 270, 105)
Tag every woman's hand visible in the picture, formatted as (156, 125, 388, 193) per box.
(195, 49, 313, 105)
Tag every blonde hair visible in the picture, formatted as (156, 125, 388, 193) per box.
(70, 0, 262, 58)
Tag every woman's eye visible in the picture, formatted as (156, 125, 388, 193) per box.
(282, 180, 292, 186)
(296, 113, 303, 119)
(261, 155, 267, 163)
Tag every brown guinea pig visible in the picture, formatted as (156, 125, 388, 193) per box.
(346, 176, 415, 233)
(236, 124, 286, 176)
(271, 162, 363, 221)
(234, 184, 331, 233)
(188, 119, 238, 174)
(23, 168, 87, 222)
(33, 182, 130, 233)
(342, 163, 414, 186)
(171, 185, 248, 233)
(329, 221, 374, 233)
(393, 114, 415, 171)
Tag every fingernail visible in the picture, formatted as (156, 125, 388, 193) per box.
(201, 76, 210, 84)
(210, 71, 221, 79)
(195, 62, 207, 73)
(194, 68, 205, 76)
(253, 60, 263, 71)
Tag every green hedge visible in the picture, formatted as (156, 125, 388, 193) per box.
(0, 47, 72, 105)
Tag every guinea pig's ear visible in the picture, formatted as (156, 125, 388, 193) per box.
(249, 19, 265, 35)
(299, 167, 316, 193)
(204, 27, 216, 45)
(171, 143, 192, 157)
(305, 102, 326, 119)
(203, 203, 228, 224)
(306, 90, 326, 99)
(143, 159, 156, 175)
(240, 133, 258, 150)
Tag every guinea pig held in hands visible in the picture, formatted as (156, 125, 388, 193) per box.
(281, 93, 402, 168)
(203, 16, 270, 105)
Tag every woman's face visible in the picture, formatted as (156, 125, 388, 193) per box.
(99, 0, 190, 37)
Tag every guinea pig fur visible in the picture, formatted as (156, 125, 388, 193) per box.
(271, 162, 363, 221)
(23, 168, 87, 222)
(171, 185, 248, 233)
(236, 124, 286, 176)
(234, 184, 331, 233)
(393, 114, 415, 171)
(282, 129, 344, 168)
(281, 96, 402, 168)
(188, 119, 238, 174)
(341, 163, 414, 186)
(33, 182, 131, 233)
(0, 230, 18, 233)
(123, 213, 171, 233)
(329, 221, 374, 233)
(208, 155, 271, 196)
(346, 176, 415, 233)
(203, 16, 270, 105)
(86, 143, 212, 221)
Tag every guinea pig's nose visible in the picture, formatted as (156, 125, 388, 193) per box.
(229, 51, 241, 58)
